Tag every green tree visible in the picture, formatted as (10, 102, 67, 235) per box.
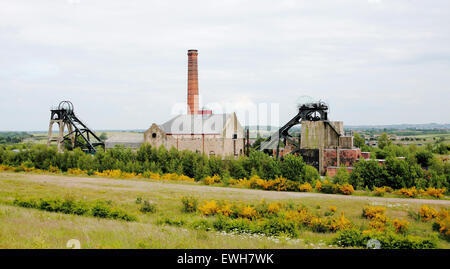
(280, 154, 305, 182)
(353, 133, 365, 148)
(377, 132, 392, 150)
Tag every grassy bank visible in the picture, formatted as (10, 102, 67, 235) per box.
(0, 172, 449, 249)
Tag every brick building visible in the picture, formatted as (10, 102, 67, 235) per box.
(143, 49, 245, 157)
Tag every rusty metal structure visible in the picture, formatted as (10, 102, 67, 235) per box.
(47, 101, 105, 153)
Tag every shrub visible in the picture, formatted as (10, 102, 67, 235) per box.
(280, 154, 305, 182)
(373, 187, 387, 197)
(198, 200, 220, 216)
(181, 196, 198, 213)
(140, 200, 156, 213)
(299, 182, 313, 192)
(328, 213, 353, 232)
(333, 229, 436, 249)
(395, 187, 419, 198)
(320, 182, 338, 194)
(424, 187, 446, 198)
(393, 219, 409, 234)
(239, 205, 258, 219)
(332, 167, 350, 185)
(203, 174, 221, 185)
(13, 197, 135, 221)
(338, 184, 355, 195)
(433, 213, 449, 240)
(362, 206, 386, 219)
(419, 205, 439, 221)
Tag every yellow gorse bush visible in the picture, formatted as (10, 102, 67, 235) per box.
(362, 206, 386, 219)
(434, 211, 450, 239)
(419, 205, 439, 221)
(267, 202, 281, 214)
(67, 168, 87, 175)
(338, 184, 355, 195)
(396, 187, 419, 198)
(424, 187, 446, 198)
(240, 205, 258, 219)
(299, 182, 313, 192)
(373, 186, 387, 196)
(393, 218, 409, 234)
(198, 200, 220, 216)
(203, 174, 221, 185)
(315, 181, 322, 191)
(328, 213, 353, 232)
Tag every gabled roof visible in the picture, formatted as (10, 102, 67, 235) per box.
(159, 114, 230, 135)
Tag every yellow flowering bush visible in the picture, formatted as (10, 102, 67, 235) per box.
(373, 186, 387, 197)
(396, 187, 419, 198)
(95, 169, 121, 178)
(203, 174, 221, 185)
(393, 218, 409, 234)
(419, 205, 439, 221)
(424, 187, 446, 198)
(328, 213, 353, 232)
(240, 205, 258, 219)
(48, 165, 60, 173)
(0, 165, 15, 171)
(338, 184, 355, 195)
(329, 206, 337, 213)
(217, 201, 233, 217)
(433, 213, 450, 239)
(299, 182, 313, 192)
(143, 171, 161, 180)
(267, 202, 281, 214)
(198, 200, 220, 216)
(362, 206, 386, 219)
(315, 181, 322, 191)
(67, 168, 87, 175)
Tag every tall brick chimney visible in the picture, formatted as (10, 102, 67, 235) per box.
(187, 49, 199, 115)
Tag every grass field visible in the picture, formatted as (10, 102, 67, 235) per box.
(0, 172, 449, 249)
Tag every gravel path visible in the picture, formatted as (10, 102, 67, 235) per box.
(1, 172, 449, 205)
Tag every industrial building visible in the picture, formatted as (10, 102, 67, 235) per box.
(106, 49, 245, 157)
(261, 101, 369, 176)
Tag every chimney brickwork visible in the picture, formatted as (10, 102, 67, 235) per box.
(187, 49, 199, 115)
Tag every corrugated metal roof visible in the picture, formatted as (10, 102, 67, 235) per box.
(105, 133, 144, 143)
(160, 114, 230, 135)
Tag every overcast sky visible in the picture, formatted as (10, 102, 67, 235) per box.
(1, 0, 449, 131)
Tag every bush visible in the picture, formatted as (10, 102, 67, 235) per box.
(333, 229, 436, 249)
(181, 196, 198, 213)
(299, 182, 313, 192)
(362, 206, 386, 219)
(280, 154, 305, 182)
(140, 200, 156, 214)
(332, 167, 350, 185)
(419, 205, 438, 221)
(393, 219, 409, 234)
(13, 197, 136, 221)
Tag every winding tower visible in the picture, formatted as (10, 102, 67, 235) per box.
(47, 101, 105, 153)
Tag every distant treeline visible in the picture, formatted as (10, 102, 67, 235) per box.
(0, 132, 32, 144)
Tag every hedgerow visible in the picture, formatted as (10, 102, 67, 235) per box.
(12, 197, 137, 221)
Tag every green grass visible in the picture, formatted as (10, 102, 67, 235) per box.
(0, 172, 449, 249)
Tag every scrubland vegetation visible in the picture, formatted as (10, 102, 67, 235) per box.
(0, 133, 449, 249)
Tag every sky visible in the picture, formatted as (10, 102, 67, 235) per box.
(0, 0, 449, 131)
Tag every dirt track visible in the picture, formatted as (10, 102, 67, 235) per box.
(1, 172, 449, 205)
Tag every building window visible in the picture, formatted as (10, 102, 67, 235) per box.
(152, 133, 157, 138)
(232, 134, 237, 140)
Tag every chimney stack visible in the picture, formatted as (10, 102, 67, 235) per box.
(187, 49, 199, 115)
